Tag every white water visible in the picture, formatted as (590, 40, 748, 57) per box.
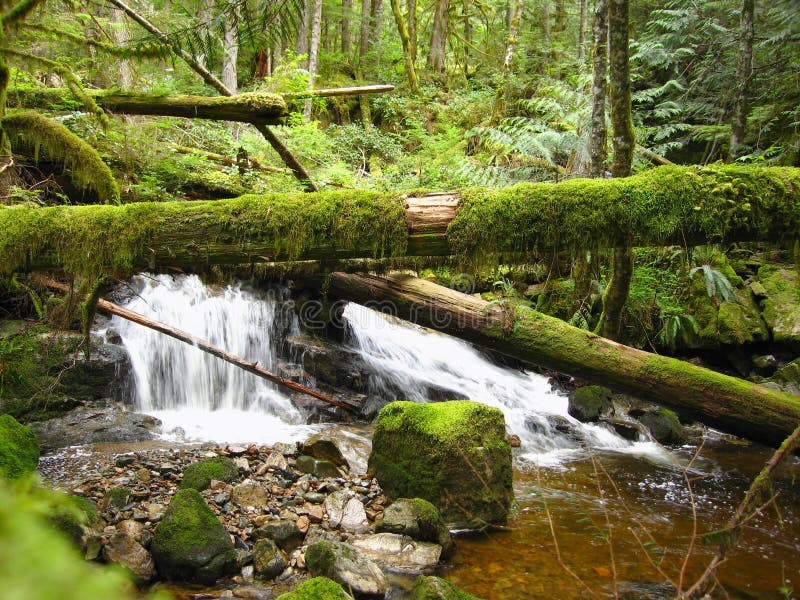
(112, 275, 665, 463)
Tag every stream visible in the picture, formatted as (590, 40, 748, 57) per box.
(104, 274, 799, 599)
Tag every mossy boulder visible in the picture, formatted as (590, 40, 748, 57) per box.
(637, 408, 686, 445)
(758, 265, 800, 349)
(276, 577, 353, 600)
(409, 576, 485, 600)
(304, 540, 388, 598)
(0, 414, 40, 479)
(568, 386, 613, 422)
(151, 488, 236, 584)
(770, 358, 800, 392)
(368, 400, 513, 529)
(180, 456, 239, 491)
(50, 494, 97, 546)
(375, 498, 454, 558)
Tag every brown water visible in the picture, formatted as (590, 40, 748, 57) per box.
(440, 433, 800, 599)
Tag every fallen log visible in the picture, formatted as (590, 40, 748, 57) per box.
(2, 165, 798, 276)
(283, 84, 395, 99)
(169, 144, 288, 174)
(41, 278, 355, 412)
(326, 272, 800, 448)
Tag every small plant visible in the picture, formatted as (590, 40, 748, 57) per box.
(657, 312, 700, 353)
(690, 264, 735, 303)
(482, 278, 530, 335)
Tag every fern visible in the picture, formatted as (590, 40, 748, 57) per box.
(690, 264, 735, 303)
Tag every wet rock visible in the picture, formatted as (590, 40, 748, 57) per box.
(296, 456, 340, 479)
(233, 584, 274, 599)
(637, 408, 686, 445)
(304, 541, 388, 598)
(758, 265, 800, 349)
(752, 354, 778, 376)
(351, 533, 441, 572)
(103, 486, 131, 509)
(325, 491, 369, 533)
(375, 498, 454, 558)
(29, 406, 159, 453)
(151, 488, 237, 584)
(409, 576, 484, 600)
(606, 419, 644, 441)
(232, 483, 269, 508)
(568, 386, 613, 422)
(102, 532, 156, 583)
(285, 335, 367, 391)
(252, 538, 287, 581)
(264, 451, 288, 471)
(304, 526, 340, 546)
(252, 520, 303, 553)
(51, 333, 132, 402)
(181, 457, 240, 491)
(114, 454, 136, 467)
(369, 401, 513, 529)
(276, 577, 352, 600)
(301, 436, 349, 469)
(0, 414, 40, 479)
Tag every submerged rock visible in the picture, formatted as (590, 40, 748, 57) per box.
(0, 414, 40, 479)
(368, 400, 513, 529)
(304, 540, 388, 598)
(296, 455, 340, 479)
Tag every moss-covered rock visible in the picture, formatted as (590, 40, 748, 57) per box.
(276, 577, 353, 600)
(252, 538, 287, 581)
(375, 498, 454, 558)
(0, 414, 40, 479)
(50, 494, 97, 546)
(102, 486, 131, 509)
(409, 576, 485, 600)
(180, 456, 239, 491)
(637, 408, 686, 445)
(758, 265, 800, 349)
(304, 540, 388, 598)
(368, 400, 513, 529)
(568, 386, 613, 422)
(151, 488, 236, 584)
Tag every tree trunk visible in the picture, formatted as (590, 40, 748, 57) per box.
(297, 0, 310, 56)
(109, 7, 134, 89)
(359, 0, 371, 61)
(493, 0, 524, 121)
(407, 0, 417, 61)
(369, 0, 383, 57)
(729, 0, 754, 162)
(427, 0, 449, 75)
(341, 0, 353, 56)
(462, 0, 471, 78)
(588, 0, 608, 177)
(390, 0, 419, 93)
(554, 0, 566, 33)
(326, 272, 800, 449)
(304, 0, 323, 120)
(578, 0, 588, 62)
(221, 3, 239, 94)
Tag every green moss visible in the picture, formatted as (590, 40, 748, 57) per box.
(409, 576, 485, 600)
(0, 414, 40, 479)
(304, 542, 338, 578)
(448, 165, 800, 267)
(50, 493, 97, 546)
(102, 487, 130, 509)
(180, 456, 239, 491)
(276, 577, 351, 600)
(1, 111, 120, 204)
(757, 265, 800, 347)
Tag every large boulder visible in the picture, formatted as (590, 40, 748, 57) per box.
(276, 577, 353, 600)
(151, 488, 236, 584)
(568, 386, 613, 422)
(304, 541, 388, 598)
(409, 576, 485, 600)
(758, 265, 800, 349)
(368, 401, 513, 529)
(180, 456, 239, 491)
(0, 414, 40, 479)
(375, 498, 453, 558)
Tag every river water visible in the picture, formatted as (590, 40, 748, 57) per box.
(110, 275, 800, 599)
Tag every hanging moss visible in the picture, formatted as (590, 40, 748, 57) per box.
(1, 111, 120, 204)
(447, 165, 800, 266)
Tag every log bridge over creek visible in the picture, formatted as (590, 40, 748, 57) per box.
(3, 164, 800, 447)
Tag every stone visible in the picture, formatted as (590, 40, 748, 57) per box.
(231, 483, 269, 508)
(409, 576, 485, 600)
(181, 456, 239, 491)
(296, 516, 310, 534)
(0, 414, 40, 479)
(770, 357, 800, 390)
(325, 491, 369, 533)
(568, 386, 613, 423)
(758, 265, 800, 349)
(375, 498, 454, 558)
(252, 520, 303, 553)
(752, 354, 778, 376)
(301, 436, 349, 469)
(265, 451, 289, 471)
(637, 408, 686, 445)
(304, 541, 388, 598)
(368, 401, 513, 529)
(304, 526, 340, 546)
(102, 486, 131, 509)
(607, 419, 644, 441)
(114, 454, 136, 467)
(136, 468, 152, 483)
(296, 456, 340, 479)
(716, 295, 769, 346)
(50, 494, 97, 547)
(234, 457, 251, 473)
(151, 488, 237, 584)
(275, 577, 352, 600)
(252, 538, 287, 581)
(102, 532, 156, 583)
(351, 533, 441, 572)
(303, 492, 326, 504)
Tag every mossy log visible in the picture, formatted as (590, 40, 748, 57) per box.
(1, 165, 799, 277)
(8, 88, 288, 123)
(327, 272, 800, 449)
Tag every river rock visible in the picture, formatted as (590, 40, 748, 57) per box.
(758, 265, 800, 348)
(368, 400, 513, 529)
(296, 455, 340, 479)
(251, 520, 303, 552)
(351, 533, 441, 572)
(231, 482, 269, 507)
(181, 456, 239, 491)
(264, 451, 288, 471)
(252, 538, 287, 581)
(304, 541, 388, 598)
(0, 414, 40, 479)
(568, 385, 613, 422)
(636, 408, 686, 445)
(301, 436, 349, 469)
(409, 576, 485, 600)
(325, 491, 370, 533)
(276, 577, 353, 600)
(375, 498, 453, 557)
(102, 532, 156, 583)
(151, 488, 237, 584)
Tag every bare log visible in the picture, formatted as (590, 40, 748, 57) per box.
(326, 272, 800, 448)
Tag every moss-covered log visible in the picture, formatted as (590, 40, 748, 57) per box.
(8, 87, 287, 123)
(1, 165, 799, 277)
(327, 272, 800, 449)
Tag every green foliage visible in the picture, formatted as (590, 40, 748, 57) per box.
(690, 264, 735, 303)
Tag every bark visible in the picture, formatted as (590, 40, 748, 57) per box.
(303, 0, 323, 120)
(342, 0, 353, 55)
(326, 273, 800, 449)
(407, 0, 417, 61)
(297, 0, 310, 56)
(578, 0, 588, 62)
(427, 0, 449, 75)
(284, 84, 394, 98)
(369, 0, 383, 58)
(588, 0, 608, 178)
(493, 0, 524, 121)
(462, 0, 471, 78)
(729, 0, 754, 162)
(222, 3, 239, 94)
(359, 0, 370, 61)
(599, 245, 633, 339)
(109, 7, 134, 89)
(389, 0, 419, 93)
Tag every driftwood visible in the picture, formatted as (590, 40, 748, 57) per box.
(326, 272, 800, 448)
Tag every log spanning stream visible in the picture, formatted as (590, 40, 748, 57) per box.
(107, 275, 799, 599)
